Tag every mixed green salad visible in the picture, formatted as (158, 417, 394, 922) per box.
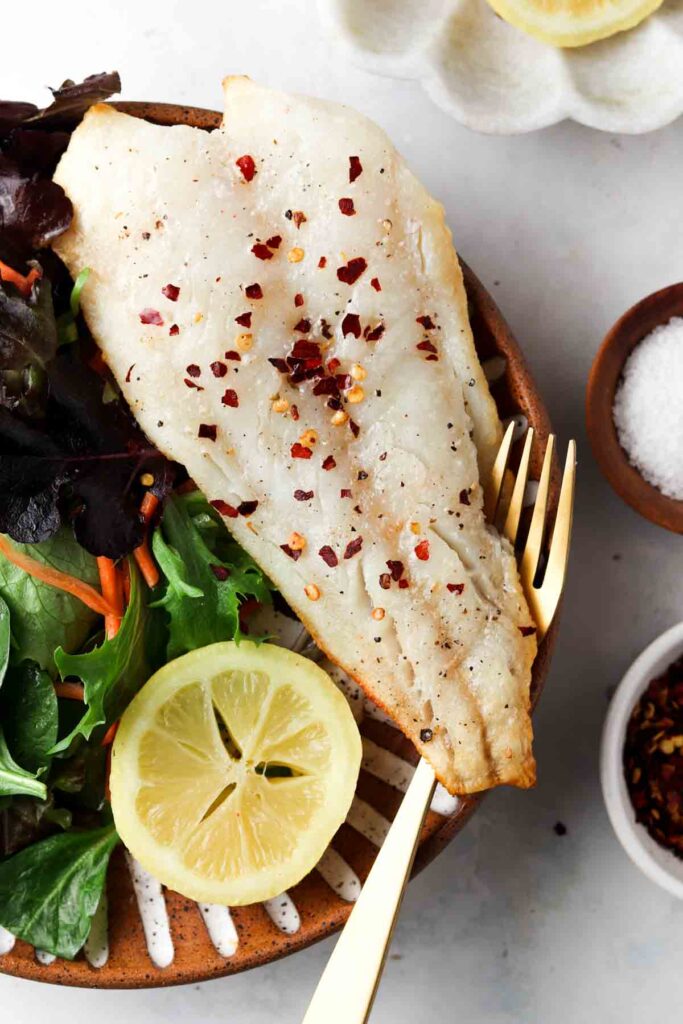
(0, 73, 273, 959)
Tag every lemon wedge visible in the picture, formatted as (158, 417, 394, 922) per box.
(110, 641, 361, 905)
(486, 0, 664, 47)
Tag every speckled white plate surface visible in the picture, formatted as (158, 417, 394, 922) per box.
(318, 0, 683, 133)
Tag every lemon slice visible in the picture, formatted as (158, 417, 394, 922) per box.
(110, 641, 361, 905)
(486, 0, 664, 47)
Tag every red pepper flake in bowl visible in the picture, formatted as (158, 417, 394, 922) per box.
(624, 655, 683, 859)
(447, 583, 465, 595)
(235, 311, 252, 327)
(222, 389, 239, 408)
(344, 536, 363, 559)
(210, 500, 239, 519)
(211, 361, 227, 377)
(349, 155, 363, 182)
(291, 442, 313, 460)
(319, 545, 338, 568)
(337, 258, 367, 286)
(140, 308, 163, 325)
(294, 489, 314, 501)
(198, 424, 217, 441)
(251, 243, 273, 261)
(236, 154, 256, 181)
(245, 283, 263, 299)
(414, 539, 430, 561)
(339, 198, 356, 216)
(162, 284, 180, 301)
(342, 313, 361, 338)
(322, 455, 336, 471)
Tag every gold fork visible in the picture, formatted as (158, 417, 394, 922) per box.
(302, 426, 576, 1024)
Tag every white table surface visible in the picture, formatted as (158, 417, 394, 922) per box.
(3, 1, 683, 1021)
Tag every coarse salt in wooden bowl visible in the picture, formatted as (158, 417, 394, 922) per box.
(0, 101, 559, 989)
(587, 283, 683, 534)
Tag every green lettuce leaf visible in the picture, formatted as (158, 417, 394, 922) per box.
(0, 822, 118, 959)
(0, 729, 46, 799)
(152, 494, 272, 659)
(0, 660, 58, 773)
(50, 562, 151, 753)
(0, 529, 98, 673)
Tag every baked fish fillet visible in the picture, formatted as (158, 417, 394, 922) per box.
(52, 78, 537, 793)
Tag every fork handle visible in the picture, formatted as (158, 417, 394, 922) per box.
(302, 758, 436, 1024)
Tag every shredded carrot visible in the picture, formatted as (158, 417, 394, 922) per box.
(0, 259, 41, 298)
(87, 350, 108, 376)
(140, 491, 160, 523)
(121, 559, 131, 604)
(134, 543, 159, 588)
(97, 557, 123, 639)
(54, 681, 85, 702)
(0, 535, 116, 618)
(101, 720, 119, 747)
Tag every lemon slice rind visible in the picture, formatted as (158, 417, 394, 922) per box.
(486, 0, 664, 48)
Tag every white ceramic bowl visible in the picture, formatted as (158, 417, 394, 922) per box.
(601, 621, 683, 899)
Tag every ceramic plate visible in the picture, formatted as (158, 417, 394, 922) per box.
(0, 101, 559, 988)
(318, 0, 683, 134)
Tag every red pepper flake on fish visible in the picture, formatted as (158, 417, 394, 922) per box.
(342, 312, 362, 338)
(280, 543, 302, 561)
(294, 318, 311, 333)
(519, 625, 537, 637)
(318, 545, 338, 568)
(290, 404, 300, 421)
(349, 155, 362, 182)
(222, 389, 239, 408)
(371, 277, 381, 292)
(364, 322, 384, 342)
(139, 308, 163, 325)
(447, 583, 465, 595)
(235, 311, 252, 327)
(318, 256, 327, 269)
(186, 364, 201, 377)
(339, 197, 356, 216)
(337, 257, 367, 285)
(211, 361, 227, 377)
(237, 500, 258, 516)
(251, 243, 273, 261)
(459, 489, 471, 506)
(379, 573, 391, 590)
(236, 154, 256, 181)
(266, 234, 282, 250)
(225, 350, 241, 361)
(184, 378, 204, 390)
(162, 284, 180, 301)
(417, 340, 437, 355)
(210, 499, 238, 519)
(292, 210, 307, 229)
(291, 442, 313, 459)
(416, 315, 436, 330)
(386, 559, 404, 581)
(169, 324, 179, 336)
(414, 539, 430, 561)
(245, 282, 263, 299)
(294, 293, 304, 307)
(322, 455, 336, 471)
(340, 488, 352, 498)
(198, 424, 217, 440)
(294, 489, 314, 501)
(344, 536, 363, 559)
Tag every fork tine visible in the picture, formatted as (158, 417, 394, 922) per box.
(483, 421, 515, 523)
(529, 440, 576, 637)
(502, 427, 534, 545)
(520, 434, 555, 597)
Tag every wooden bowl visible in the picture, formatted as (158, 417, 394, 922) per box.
(587, 283, 683, 533)
(0, 102, 559, 989)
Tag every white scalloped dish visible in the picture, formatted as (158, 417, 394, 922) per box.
(319, 0, 683, 133)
